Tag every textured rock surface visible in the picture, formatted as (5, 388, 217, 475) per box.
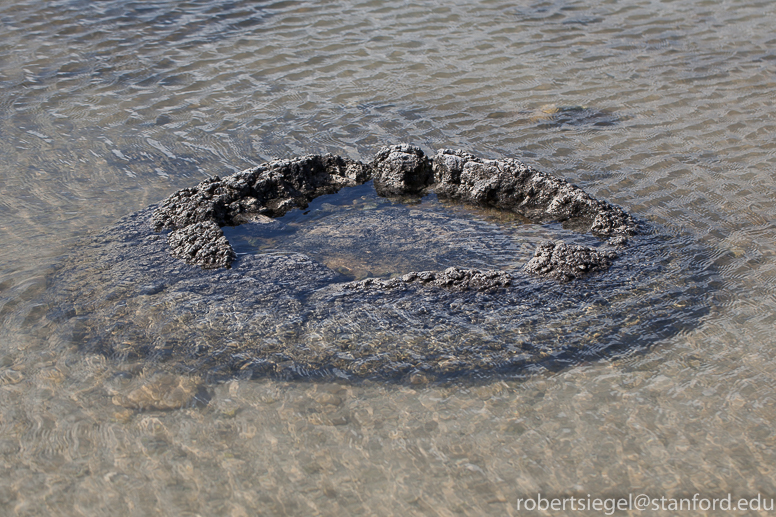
(168, 220, 235, 269)
(524, 241, 617, 282)
(42, 148, 714, 382)
(152, 154, 371, 268)
(371, 143, 433, 197)
(151, 146, 638, 279)
(342, 267, 512, 292)
(431, 148, 637, 238)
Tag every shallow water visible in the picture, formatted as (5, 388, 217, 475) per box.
(223, 181, 589, 279)
(1, 0, 775, 514)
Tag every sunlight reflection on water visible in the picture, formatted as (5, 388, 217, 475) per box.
(1, 0, 776, 514)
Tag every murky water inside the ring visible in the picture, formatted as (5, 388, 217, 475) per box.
(1, 0, 775, 514)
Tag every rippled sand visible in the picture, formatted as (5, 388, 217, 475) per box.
(1, 0, 776, 514)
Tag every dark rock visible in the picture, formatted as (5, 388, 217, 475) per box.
(151, 154, 371, 268)
(431, 148, 637, 238)
(371, 144, 433, 197)
(153, 146, 634, 276)
(37, 147, 716, 382)
(368, 146, 634, 280)
(363, 145, 635, 279)
(168, 221, 235, 269)
(406, 267, 512, 290)
(342, 267, 511, 291)
(524, 241, 617, 282)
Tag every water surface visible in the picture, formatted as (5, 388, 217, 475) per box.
(1, 0, 775, 514)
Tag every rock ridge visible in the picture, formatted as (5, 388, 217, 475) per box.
(152, 144, 636, 281)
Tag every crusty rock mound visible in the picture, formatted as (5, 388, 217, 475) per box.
(524, 241, 618, 282)
(151, 145, 637, 282)
(342, 267, 512, 292)
(371, 143, 433, 197)
(366, 145, 636, 281)
(167, 221, 235, 269)
(151, 154, 371, 268)
(431, 148, 637, 238)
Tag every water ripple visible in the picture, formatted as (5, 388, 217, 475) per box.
(1, 0, 776, 513)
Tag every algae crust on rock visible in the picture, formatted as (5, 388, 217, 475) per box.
(43, 145, 713, 382)
(152, 144, 634, 280)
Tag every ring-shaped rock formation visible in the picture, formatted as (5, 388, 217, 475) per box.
(44, 145, 714, 382)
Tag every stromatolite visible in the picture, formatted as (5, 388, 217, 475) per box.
(151, 153, 371, 268)
(154, 144, 632, 282)
(430, 148, 636, 239)
(42, 145, 714, 382)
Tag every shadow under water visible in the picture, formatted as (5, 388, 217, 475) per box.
(39, 167, 717, 385)
(528, 105, 622, 129)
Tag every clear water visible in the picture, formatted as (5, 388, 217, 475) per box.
(223, 181, 592, 280)
(1, 0, 775, 514)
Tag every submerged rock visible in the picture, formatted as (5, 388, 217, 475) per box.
(524, 241, 617, 282)
(111, 372, 205, 411)
(41, 146, 714, 382)
(528, 105, 621, 128)
(342, 267, 512, 292)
